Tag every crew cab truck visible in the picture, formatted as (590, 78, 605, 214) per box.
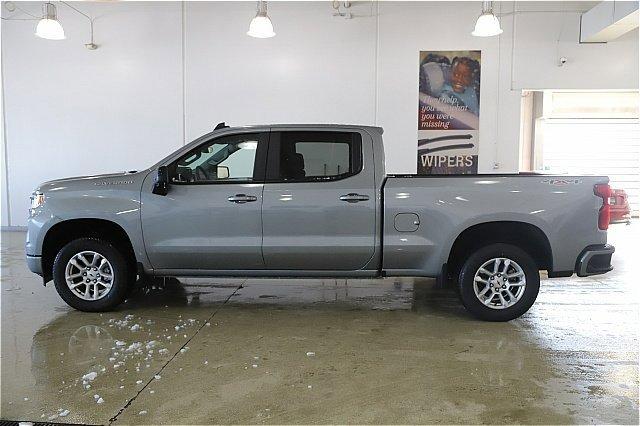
(26, 124, 615, 321)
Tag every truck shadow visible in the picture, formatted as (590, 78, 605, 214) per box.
(119, 276, 471, 319)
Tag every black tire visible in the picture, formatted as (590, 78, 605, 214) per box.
(53, 238, 131, 312)
(457, 243, 540, 321)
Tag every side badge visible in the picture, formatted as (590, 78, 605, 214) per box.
(541, 178, 582, 186)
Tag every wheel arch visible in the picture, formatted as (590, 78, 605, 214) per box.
(41, 218, 137, 283)
(445, 221, 553, 278)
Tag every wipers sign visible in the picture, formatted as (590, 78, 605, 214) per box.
(417, 50, 481, 175)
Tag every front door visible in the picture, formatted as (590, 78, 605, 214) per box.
(261, 129, 377, 270)
(141, 131, 268, 271)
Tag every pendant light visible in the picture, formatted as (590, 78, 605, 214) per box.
(247, 1, 275, 38)
(35, 2, 65, 40)
(472, 1, 503, 37)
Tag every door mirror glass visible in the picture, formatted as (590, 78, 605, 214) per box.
(217, 165, 230, 179)
(152, 165, 169, 195)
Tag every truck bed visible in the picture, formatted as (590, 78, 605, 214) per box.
(381, 174, 609, 277)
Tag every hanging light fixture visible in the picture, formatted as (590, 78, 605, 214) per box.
(472, 1, 503, 37)
(247, 1, 275, 38)
(35, 2, 65, 40)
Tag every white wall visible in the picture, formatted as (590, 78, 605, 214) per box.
(377, 1, 507, 174)
(1, 1, 184, 226)
(184, 1, 377, 140)
(0, 78, 10, 227)
(2, 1, 638, 226)
(510, 2, 638, 89)
(377, 1, 638, 175)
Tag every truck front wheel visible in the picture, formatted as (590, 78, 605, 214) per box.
(52, 238, 131, 311)
(457, 243, 540, 321)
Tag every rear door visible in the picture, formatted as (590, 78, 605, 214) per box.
(261, 129, 376, 270)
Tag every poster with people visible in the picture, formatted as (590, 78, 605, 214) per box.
(417, 50, 481, 174)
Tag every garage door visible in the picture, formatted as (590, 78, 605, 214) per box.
(539, 92, 640, 215)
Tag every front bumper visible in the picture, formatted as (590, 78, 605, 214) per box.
(26, 255, 43, 276)
(576, 244, 615, 277)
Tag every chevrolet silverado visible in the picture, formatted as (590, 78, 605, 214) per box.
(26, 124, 615, 321)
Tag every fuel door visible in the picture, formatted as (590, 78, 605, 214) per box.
(394, 213, 420, 232)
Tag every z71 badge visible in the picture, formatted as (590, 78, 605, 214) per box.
(541, 178, 582, 186)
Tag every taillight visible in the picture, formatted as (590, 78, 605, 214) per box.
(594, 183, 611, 230)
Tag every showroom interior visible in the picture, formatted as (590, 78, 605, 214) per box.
(1, 0, 639, 424)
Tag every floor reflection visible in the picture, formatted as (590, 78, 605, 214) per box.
(18, 276, 581, 424)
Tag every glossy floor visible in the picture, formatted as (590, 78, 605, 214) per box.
(1, 224, 638, 424)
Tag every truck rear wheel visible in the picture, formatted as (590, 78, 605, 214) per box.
(457, 243, 540, 321)
(52, 238, 130, 311)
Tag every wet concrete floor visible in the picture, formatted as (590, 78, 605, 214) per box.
(1, 224, 638, 424)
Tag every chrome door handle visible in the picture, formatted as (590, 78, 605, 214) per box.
(339, 193, 370, 203)
(228, 194, 257, 204)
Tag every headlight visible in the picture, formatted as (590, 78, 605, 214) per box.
(30, 191, 45, 209)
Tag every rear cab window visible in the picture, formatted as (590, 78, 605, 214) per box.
(266, 131, 363, 182)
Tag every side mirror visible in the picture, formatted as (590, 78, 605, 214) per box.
(152, 166, 169, 196)
(217, 166, 230, 179)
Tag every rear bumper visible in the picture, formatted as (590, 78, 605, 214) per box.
(26, 255, 43, 276)
(576, 244, 615, 277)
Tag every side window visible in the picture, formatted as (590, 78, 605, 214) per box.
(268, 131, 362, 182)
(170, 133, 267, 183)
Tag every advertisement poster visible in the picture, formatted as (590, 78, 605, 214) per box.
(417, 50, 481, 174)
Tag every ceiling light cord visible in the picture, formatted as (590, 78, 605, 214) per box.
(1, 3, 38, 20)
(482, 1, 493, 15)
(60, 1, 97, 49)
(2, 1, 39, 19)
(0, 17, 39, 21)
(4, 1, 98, 49)
(257, 0, 267, 16)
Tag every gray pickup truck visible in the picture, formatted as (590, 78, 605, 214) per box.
(26, 124, 615, 321)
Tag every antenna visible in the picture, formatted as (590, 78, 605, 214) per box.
(214, 122, 229, 130)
